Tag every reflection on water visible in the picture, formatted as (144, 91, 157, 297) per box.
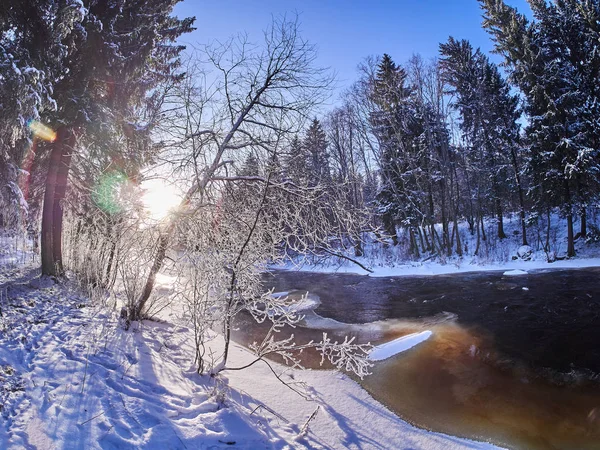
(235, 269, 600, 450)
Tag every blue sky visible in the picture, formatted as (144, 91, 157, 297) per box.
(174, 0, 532, 100)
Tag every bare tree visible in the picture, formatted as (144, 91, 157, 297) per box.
(129, 16, 334, 321)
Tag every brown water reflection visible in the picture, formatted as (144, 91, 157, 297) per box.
(234, 269, 600, 449)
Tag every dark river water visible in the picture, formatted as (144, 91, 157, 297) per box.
(234, 268, 600, 450)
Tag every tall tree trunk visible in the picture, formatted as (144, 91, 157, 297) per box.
(545, 207, 551, 252)
(580, 207, 587, 238)
(417, 226, 426, 253)
(480, 212, 487, 242)
(41, 143, 61, 276)
(451, 165, 462, 257)
(440, 180, 450, 256)
(410, 228, 420, 258)
(430, 224, 437, 254)
(41, 127, 76, 276)
(385, 216, 398, 246)
(51, 129, 76, 275)
(565, 180, 575, 257)
(474, 215, 481, 256)
(567, 212, 575, 257)
(509, 148, 527, 246)
(421, 226, 431, 252)
(354, 234, 364, 257)
(454, 218, 462, 257)
(496, 198, 506, 239)
(41, 127, 75, 276)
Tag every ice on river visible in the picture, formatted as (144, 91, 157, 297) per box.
(503, 269, 528, 276)
(368, 330, 433, 361)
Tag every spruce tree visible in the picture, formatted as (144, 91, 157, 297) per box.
(303, 118, 331, 187)
(479, 0, 600, 256)
(440, 37, 525, 243)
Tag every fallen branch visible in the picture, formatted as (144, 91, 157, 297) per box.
(316, 247, 373, 273)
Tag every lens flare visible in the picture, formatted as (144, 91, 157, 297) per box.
(28, 121, 57, 142)
(141, 179, 181, 222)
(93, 172, 128, 215)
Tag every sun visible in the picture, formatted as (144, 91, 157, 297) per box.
(141, 178, 182, 222)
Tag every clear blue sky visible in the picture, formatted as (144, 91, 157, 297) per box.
(174, 0, 532, 100)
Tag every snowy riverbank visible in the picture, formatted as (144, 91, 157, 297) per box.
(0, 259, 504, 449)
(274, 253, 600, 278)
(274, 212, 600, 278)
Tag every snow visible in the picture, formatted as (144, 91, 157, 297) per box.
(276, 256, 600, 278)
(0, 239, 503, 450)
(368, 330, 433, 361)
(273, 212, 600, 278)
(502, 269, 528, 276)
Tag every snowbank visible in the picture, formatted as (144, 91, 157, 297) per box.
(274, 256, 600, 278)
(273, 212, 600, 278)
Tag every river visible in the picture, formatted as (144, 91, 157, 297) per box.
(231, 268, 600, 450)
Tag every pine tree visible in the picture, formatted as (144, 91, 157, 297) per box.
(303, 118, 331, 187)
(479, 0, 600, 257)
(369, 54, 428, 251)
(284, 135, 309, 185)
(440, 37, 526, 244)
(0, 0, 82, 229)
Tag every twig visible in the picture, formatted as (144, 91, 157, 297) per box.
(250, 403, 289, 423)
(300, 405, 320, 436)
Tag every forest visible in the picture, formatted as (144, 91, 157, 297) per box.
(1, 1, 600, 448)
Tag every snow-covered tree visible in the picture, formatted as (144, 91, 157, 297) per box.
(303, 118, 331, 187)
(480, 0, 600, 256)
(440, 37, 527, 246)
(37, 0, 194, 276)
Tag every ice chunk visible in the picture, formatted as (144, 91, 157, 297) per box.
(368, 330, 432, 361)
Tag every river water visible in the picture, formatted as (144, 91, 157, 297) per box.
(234, 268, 600, 449)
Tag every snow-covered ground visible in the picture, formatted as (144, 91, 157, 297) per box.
(0, 241, 504, 449)
(274, 211, 600, 277)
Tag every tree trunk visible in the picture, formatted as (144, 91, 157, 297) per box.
(440, 181, 450, 256)
(481, 213, 487, 242)
(454, 216, 462, 257)
(417, 226, 426, 254)
(410, 228, 420, 258)
(509, 148, 527, 246)
(421, 226, 431, 252)
(567, 212, 575, 257)
(430, 224, 437, 254)
(545, 207, 551, 252)
(41, 143, 61, 276)
(41, 127, 76, 276)
(133, 228, 173, 321)
(51, 129, 75, 275)
(354, 234, 364, 257)
(496, 198, 506, 239)
(474, 215, 481, 256)
(580, 207, 587, 238)
(565, 181, 575, 257)
(386, 216, 398, 246)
